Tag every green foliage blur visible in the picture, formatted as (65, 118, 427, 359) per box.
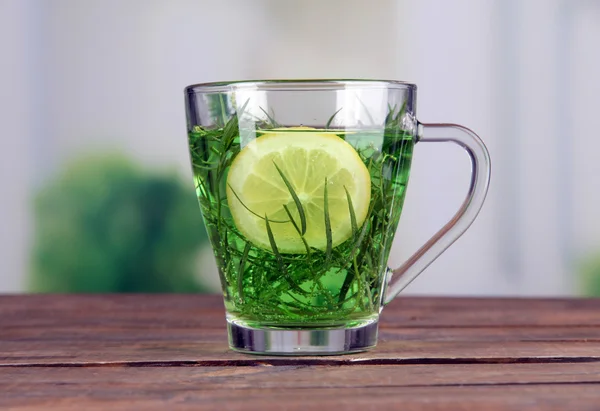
(580, 255, 600, 297)
(30, 154, 211, 293)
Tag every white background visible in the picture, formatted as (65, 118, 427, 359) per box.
(1, 0, 599, 295)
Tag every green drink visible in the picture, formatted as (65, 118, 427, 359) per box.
(189, 120, 414, 329)
(184, 80, 490, 355)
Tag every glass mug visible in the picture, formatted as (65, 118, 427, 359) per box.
(184, 80, 490, 355)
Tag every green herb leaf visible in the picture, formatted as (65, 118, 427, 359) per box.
(237, 242, 252, 302)
(356, 96, 375, 125)
(385, 104, 397, 125)
(395, 101, 407, 122)
(273, 162, 306, 235)
(325, 107, 343, 129)
(265, 214, 304, 294)
(222, 121, 238, 151)
(283, 204, 311, 256)
(220, 99, 249, 151)
(324, 177, 333, 261)
(344, 185, 358, 240)
(259, 107, 280, 127)
(219, 94, 228, 126)
(237, 98, 250, 118)
(338, 268, 356, 305)
(337, 209, 373, 303)
(265, 214, 283, 264)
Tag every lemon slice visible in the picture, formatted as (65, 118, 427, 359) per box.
(226, 129, 371, 253)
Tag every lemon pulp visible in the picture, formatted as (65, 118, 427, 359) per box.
(226, 129, 371, 253)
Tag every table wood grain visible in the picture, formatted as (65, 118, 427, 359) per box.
(1, 295, 599, 410)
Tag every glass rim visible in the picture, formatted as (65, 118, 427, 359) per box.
(185, 79, 417, 94)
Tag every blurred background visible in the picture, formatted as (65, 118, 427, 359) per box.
(1, 0, 600, 295)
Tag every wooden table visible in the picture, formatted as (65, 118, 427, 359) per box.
(1, 295, 600, 410)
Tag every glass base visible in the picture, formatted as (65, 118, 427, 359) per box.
(227, 319, 378, 355)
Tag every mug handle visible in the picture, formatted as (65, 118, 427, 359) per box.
(383, 122, 492, 304)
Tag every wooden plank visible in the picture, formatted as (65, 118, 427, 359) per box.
(3, 325, 600, 344)
(1, 296, 600, 409)
(1, 363, 600, 388)
(1, 296, 600, 366)
(1, 337, 599, 366)
(1, 379, 600, 411)
(378, 326, 600, 342)
(0, 294, 226, 329)
(1, 295, 600, 329)
(3, 326, 600, 365)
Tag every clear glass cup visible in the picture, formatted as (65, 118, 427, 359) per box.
(184, 79, 491, 355)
